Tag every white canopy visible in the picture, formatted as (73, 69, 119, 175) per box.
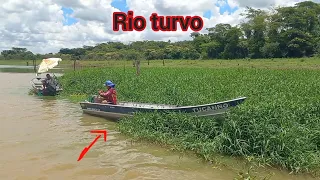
(37, 58, 62, 73)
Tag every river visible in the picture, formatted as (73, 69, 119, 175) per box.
(0, 67, 318, 180)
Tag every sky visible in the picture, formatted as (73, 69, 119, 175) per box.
(0, 0, 319, 54)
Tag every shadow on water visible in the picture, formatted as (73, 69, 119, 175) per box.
(79, 114, 115, 127)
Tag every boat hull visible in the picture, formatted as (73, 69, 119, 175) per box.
(32, 88, 62, 96)
(80, 97, 247, 121)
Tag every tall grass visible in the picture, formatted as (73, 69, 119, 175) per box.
(59, 67, 320, 173)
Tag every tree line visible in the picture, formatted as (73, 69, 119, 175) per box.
(1, 1, 320, 61)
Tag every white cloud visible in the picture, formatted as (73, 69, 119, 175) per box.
(0, 0, 316, 54)
(235, 0, 276, 8)
(153, 0, 215, 15)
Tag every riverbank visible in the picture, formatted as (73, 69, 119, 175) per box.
(1, 57, 320, 70)
(58, 66, 320, 177)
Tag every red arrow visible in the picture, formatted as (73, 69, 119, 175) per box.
(90, 130, 107, 142)
(77, 130, 107, 161)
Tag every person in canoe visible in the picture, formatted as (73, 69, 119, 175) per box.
(94, 80, 117, 104)
(42, 74, 57, 95)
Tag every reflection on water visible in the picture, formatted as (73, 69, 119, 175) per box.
(0, 71, 318, 180)
(0, 65, 65, 73)
(0, 67, 36, 73)
(0, 65, 36, 69)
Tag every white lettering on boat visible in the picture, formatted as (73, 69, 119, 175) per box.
(87, 108, 100, 111)
(192, 103, 229, 112)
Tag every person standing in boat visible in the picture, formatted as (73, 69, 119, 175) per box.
(97, 80, 117, 104)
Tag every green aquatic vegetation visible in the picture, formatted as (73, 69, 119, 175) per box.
(118, 112, 222, 156)
(59, 67, 320, 174)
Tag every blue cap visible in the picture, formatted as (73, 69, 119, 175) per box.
(104, 80, 115, 88)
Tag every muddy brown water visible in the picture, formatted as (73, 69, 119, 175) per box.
(0, 69, 318, 180)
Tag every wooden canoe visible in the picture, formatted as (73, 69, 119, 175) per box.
(79, 97, 247, 120)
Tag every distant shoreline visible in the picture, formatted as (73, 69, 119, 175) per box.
(1, 57, 320, 70)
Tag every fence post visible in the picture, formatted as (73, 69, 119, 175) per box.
(33, 59, 36, 73)
(73, 59, 76, 71)
(136, 60, 140, 76)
